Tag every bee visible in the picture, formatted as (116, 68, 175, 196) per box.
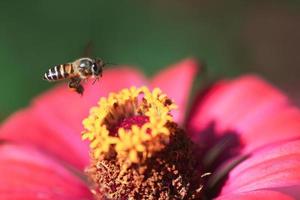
(43, 57, 105, 95)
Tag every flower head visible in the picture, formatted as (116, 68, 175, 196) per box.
(82, 87, 207, 199)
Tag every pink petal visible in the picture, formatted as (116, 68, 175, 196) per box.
(0, 67, 147, 170)
(187, 75, 300, 152)
(216, 190, 295, 200)
(151, 58, 199, 124)
(0, 144, 91, 200)
(0, 108, 89, 170)
(219, 139, 300, 197)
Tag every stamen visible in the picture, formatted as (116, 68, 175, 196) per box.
(82, 87, 177, 165)
(82, 87, 208, 199)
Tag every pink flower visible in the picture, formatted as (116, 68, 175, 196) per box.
(1, 59, 300, 199)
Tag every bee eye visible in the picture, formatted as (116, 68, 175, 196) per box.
(92, 65, 98, 72)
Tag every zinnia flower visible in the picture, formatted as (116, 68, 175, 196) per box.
(1, 59, 300, 199)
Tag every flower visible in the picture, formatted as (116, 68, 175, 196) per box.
(1, 59, 300, 199)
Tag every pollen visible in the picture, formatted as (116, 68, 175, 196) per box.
(82, 87, 208, 199)
(82, 86, 177, 165)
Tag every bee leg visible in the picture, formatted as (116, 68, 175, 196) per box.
(92, 77, 99, 85)
(68, 77, 80, 88)
(75, 84, 84, 95)
(69, 78, 84, 95)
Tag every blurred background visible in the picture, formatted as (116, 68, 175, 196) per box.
(0, 0, 299, 121)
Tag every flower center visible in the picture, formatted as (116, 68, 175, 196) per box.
(109, 115, 150, 136)
(82, 87, 208, 199)
(82, 87, 177, 164)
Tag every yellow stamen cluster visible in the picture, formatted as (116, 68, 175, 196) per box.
(82, 86, 177, 164)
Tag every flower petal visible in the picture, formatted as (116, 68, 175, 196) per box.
(0, 144, 91, 200)
(151, 58, 199, 124)
(0, 67, 147, 170)
(0, 108, 90, 170)
(187, 75, 300, 152)
(216, 190, 295, 200)
(219, 139, 300, 198)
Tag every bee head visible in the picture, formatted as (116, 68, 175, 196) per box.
(91, 58, 104, 77)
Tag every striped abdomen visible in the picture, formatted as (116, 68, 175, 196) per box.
(43, 64, 75, 81)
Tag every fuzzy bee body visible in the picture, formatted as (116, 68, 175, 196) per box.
(43, 57, 105, 95)
(43, 63, 75, 81)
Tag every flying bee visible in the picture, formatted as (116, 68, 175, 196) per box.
(43, 57, 105, 95)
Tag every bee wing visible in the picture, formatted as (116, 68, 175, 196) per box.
(82, 41, 94, 58)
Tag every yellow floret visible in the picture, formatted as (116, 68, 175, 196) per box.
(82, 86, 177, 165)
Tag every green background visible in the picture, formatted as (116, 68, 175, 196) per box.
(1, 1, 299, 120)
